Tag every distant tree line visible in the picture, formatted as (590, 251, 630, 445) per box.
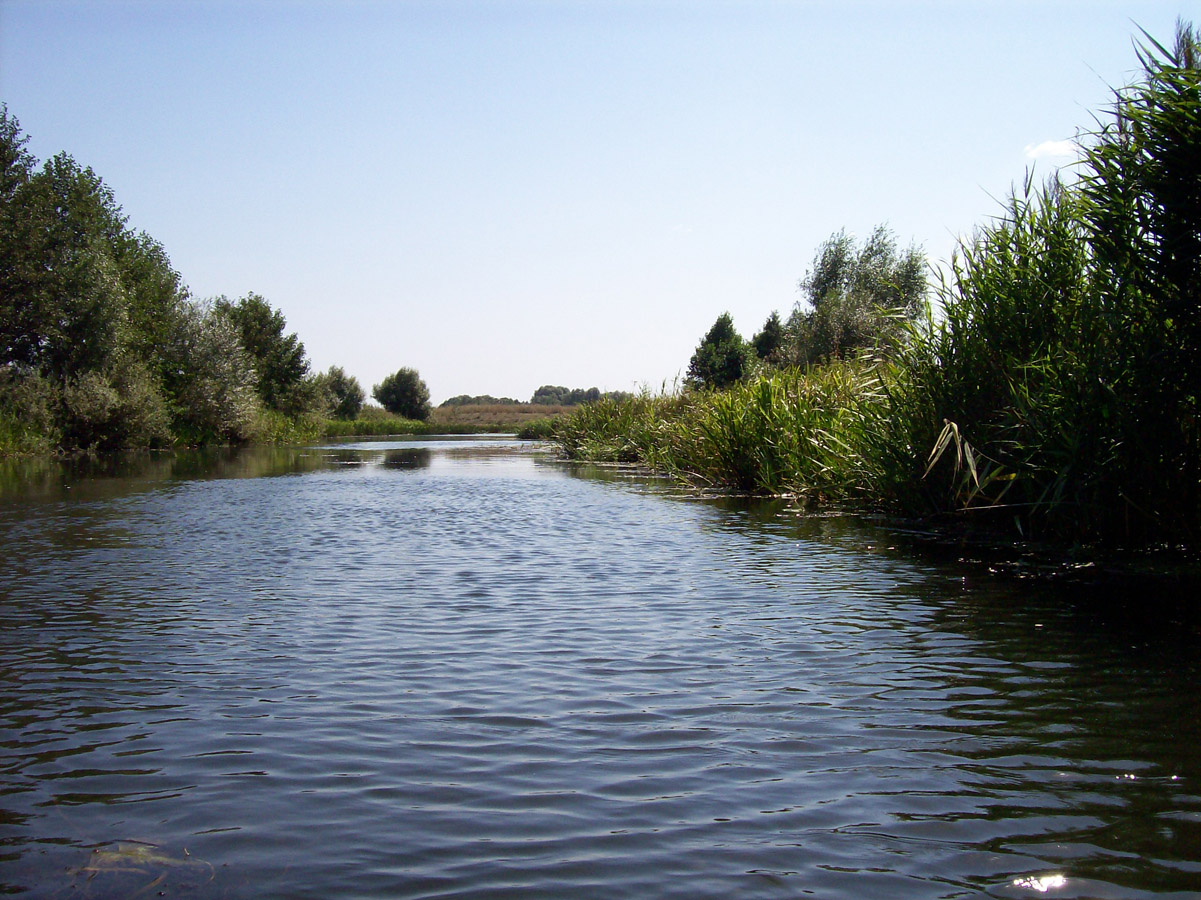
(439, 387, 633, 408)
(530, 385, 633, 406)
(440, 394, 521, 407)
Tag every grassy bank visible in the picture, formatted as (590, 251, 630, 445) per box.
(554, 24, 1201, 549)
(551, 362, 908, 505)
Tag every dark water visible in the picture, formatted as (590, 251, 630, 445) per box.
(1, 438, 1199, 899)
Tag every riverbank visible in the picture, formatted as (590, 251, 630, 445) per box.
(553, 24, 1201, 550)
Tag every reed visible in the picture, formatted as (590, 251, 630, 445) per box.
(554, 23, 1200, 547)
(553, 363, 897, 504)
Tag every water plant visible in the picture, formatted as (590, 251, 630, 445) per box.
(555, 21, 1201, 548)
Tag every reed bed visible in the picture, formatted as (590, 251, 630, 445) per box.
(553, 362, 902, 505)
(555, 24, 1200, 548)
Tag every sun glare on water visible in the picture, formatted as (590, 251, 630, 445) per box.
(1013, 874, 1068, 893)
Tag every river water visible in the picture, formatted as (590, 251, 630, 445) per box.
(1, 438, 1199, 899)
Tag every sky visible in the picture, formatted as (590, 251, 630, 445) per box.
(0, 0, 1189, 404)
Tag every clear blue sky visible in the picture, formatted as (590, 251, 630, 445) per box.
(0, 0, 1187, 403)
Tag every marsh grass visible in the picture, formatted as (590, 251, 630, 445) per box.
(553, 362, 901, 504)
(555, 22, 1201, 547)
(430, 402, 572, 430)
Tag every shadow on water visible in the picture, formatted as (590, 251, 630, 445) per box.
(381, 448, 432, 469)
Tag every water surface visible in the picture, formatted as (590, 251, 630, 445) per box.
(1, 438, 1199, 898)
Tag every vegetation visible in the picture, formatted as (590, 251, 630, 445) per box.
(441, 394, 521, 407)
(0, 105, 371, 452)
(431, 401, 572, 431)
(782, 226, 926, 367)
(530, 385, 633, 406)
(686, 313, 750, 390)
(554, 21, 1201, 549)
(372, 368, 431, 421)
(312, 365, 366, 420)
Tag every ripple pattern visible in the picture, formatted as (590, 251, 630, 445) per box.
(1, 441, 1199, 898)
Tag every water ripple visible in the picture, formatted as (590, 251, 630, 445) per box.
(1, 441, 1199, 898)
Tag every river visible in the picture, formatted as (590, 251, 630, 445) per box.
(1, 437, 1198, 898)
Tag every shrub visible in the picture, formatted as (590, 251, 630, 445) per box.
(373, 368, 431, 420)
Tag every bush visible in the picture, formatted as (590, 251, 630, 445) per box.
(58, 362, 172, 451)
(0, 367, 59, 453)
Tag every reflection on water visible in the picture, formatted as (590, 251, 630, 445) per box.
(1, 439, 1199, 899)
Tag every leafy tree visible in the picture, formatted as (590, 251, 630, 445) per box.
(115, 230, 191, 375)
(213, 293, 313, 415)
(783, 226, 926, 366)
(373, 367, 431, 420)
(1, 150, 130, 378)
(314, 365, 365, 419)
(687, 312, 749, 389)
(161, 301, 261, 443)
(751, 311, 784, 361)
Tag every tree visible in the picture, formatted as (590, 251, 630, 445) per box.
(1, 150, 130, 378)
(687, 312, 749, 389)
(161, 301, 260, 443)
(314, 365, 365, 419)
(213, 293, 312, 415)
(751, 311, 784, 361)
(373, 367, 431, 420)
(783, 226, 926, 366)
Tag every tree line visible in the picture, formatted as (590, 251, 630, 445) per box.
(686, 224, 927, 391)
(440, 386, 633, 408)
(0, 107, 437, 452)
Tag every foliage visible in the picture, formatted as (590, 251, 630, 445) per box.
(516, 418, 558, 440)
(441, 394, 520, 407)
(0, 367, 59, 454)
(894, 20, 1201, 544)
(554, 362, 895, 500)
(312, 365, 365, 419)
(686, 312, 749, 390)
(751, 311, 784, 361)
(529, 386, 631, 405)
(556, 22, 1201, 548)
(213, 294, 315, 416)
(0, 106, 362, 452)
(59, 360, 171, 451)
(0, 146, 130, 379)
(322, 415, 474, 437)
(160, 301, 261, 445)
(373, 367, 431, 420)
(782, 226, 926, 366)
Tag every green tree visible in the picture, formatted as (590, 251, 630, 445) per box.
(373, 367, 431, 420)
(213, 293, 313, 415)
(161, 301, 260, 443)
(1, 151, 130, 378)
(751, 311, 784, 361)
(784, 226, 926, 366)
(687, 312, 749, 389)
(314, 365, 365, 419)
